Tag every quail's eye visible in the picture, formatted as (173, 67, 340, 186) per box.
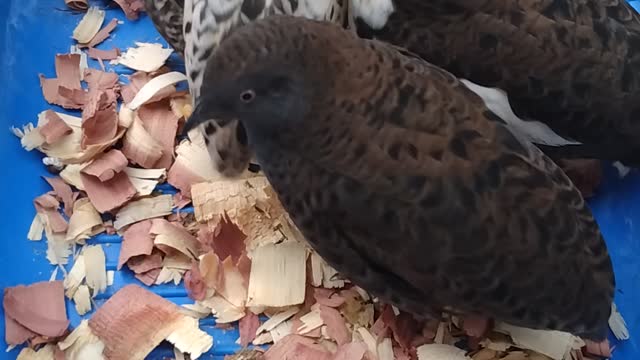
(240, 89, 256, 103)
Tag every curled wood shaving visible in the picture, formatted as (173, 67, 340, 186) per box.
(18, 111, 124, 164)
(151, 219, 201, 260)
(83, 245, 107, 296)
(58, 320, 105, 360)
(122, 115, 164, 168)
(65, 0, 88, 11)
(113, 194, 174, 230)
(113, 42, 173, 73)
(125, 167, 166, 196)
(167, 131, 220, 196)
(60, 163, 88, 190)
(72, 7, 105, 43)
(247, 241, 308, 308)
(66, 198, 103, 243)
(127, 71, 187, 110)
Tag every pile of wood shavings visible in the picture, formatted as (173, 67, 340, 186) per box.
(5, 4, 629, 360)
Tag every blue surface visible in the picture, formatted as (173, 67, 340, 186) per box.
(0, 0, 639, 359)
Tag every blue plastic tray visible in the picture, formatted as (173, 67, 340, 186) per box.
(1, 1, 639, 359)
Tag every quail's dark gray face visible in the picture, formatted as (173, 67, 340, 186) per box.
(184, 68, 308, 155)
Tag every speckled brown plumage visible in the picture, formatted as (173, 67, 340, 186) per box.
(185, 16, 615, 340)
(353, 0, 640, 165)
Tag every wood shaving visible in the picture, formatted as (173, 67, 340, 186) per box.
(16, 344, 58, 360)
(247, 241, 307, 307)
(494, 323, 576, 360)
(269, 320, 294, 344)
(73, 285, 92, 315)
(256, 307, 300, 335)
(378, 338, 395, 360)
(191, 176, 270, 223)
(65, 0, 88, 11)
(417, 344, 471, 360)
(60, 163, 87, 190)
(89, 285, 212, 359)
(127, 71, 187, 110)
(138, 101, 180, 168)
(82, 149, 128, 182)
(58, 320, 105, 360)
(64, 254, 86, 298)
(83, 245, 107, 296)
(178, 303, 210, 320)
(113, 42, 173, 73)
(27, 213, 45, 241)
(355, 327, 378, 356)
(167, 131, 220, 196)
(298, 308, 324, 335)
(66, 198, 103, 243)
(40, 111, 73, 145)
(72, 7, 105, 44)
(200, 295, 246, 323)
(219, 257, 248, 308)
(113, 194, 174, 230)
(151, 219, 201, 259)
(87, 47, 121, 61)
(609, 302, 629, 340)
(122, 115, 164, 168)
(155, 267, 186, 285)
(165, 316, 214, 359)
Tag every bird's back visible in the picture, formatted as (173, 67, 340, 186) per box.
(354, 0, 640, 162)
(217, 17, 616, 339)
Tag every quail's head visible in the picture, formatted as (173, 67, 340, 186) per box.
(184, 65, 309, 159)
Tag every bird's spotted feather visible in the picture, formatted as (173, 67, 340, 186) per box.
(191, 16, 616, 340)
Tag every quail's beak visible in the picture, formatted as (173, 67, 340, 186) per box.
(181, 101, 208, 137)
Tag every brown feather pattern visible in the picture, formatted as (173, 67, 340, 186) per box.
(193, 16, 616, 340)
(355, 0, 640, 164)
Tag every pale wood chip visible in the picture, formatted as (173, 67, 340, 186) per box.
(66, 198, 103, 243)
(113, 194, 174, 230)
(256, 307, 300, 335)
(58, 320, 105, 360)
(73, 285, 92, 315)
(247, 241, 307, 307)
(83, 245, 107, 296)
(494, 323, 576, 360)
(417, 344, 471, 360)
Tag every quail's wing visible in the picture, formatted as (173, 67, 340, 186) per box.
(301, 41, 614, 337)
(145, 0, 186, 53)
(354, 0, 640, 161)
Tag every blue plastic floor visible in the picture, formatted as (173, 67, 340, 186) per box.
(0, 0, 639, 359)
